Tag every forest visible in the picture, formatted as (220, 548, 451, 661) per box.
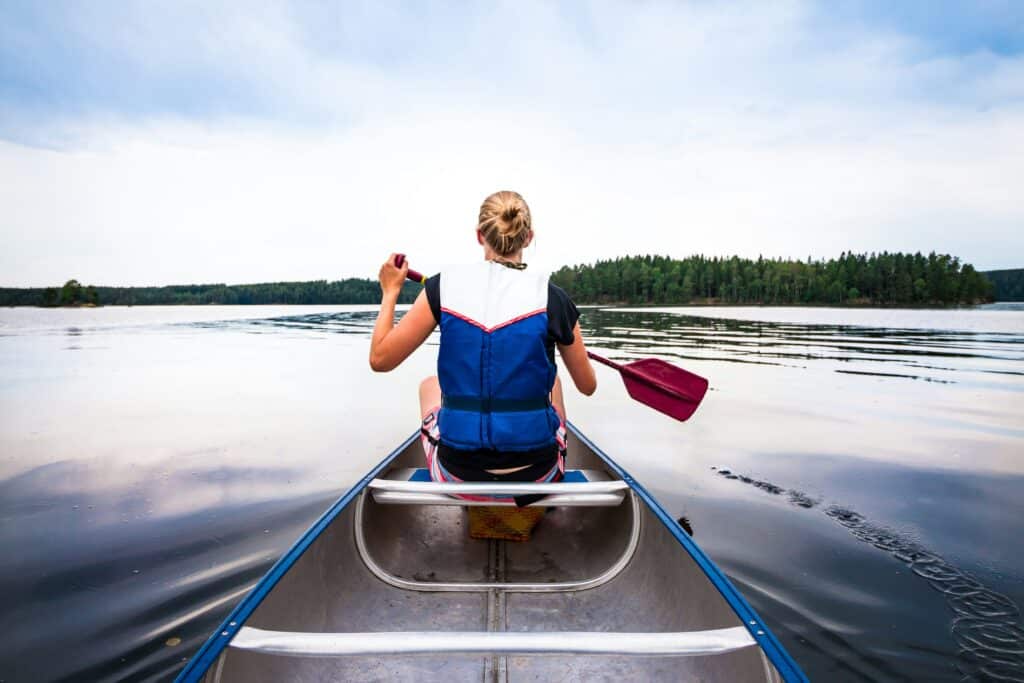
(0, 278, 420, 307)
(0, 252, 1007, 307)
(550, 252, 994, 306)
(982, 269, 1024, 302)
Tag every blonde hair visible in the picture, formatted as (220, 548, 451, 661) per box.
(478, 191, 532, 257)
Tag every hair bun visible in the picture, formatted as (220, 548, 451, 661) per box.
(477, 190, 532, 256)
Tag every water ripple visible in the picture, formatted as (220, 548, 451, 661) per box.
(714, 467, 1024, 682)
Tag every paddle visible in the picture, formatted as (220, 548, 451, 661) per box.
(392, 254, 709, 422)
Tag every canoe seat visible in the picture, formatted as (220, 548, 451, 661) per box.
(368, 469, 628, 507)
(229, 626, 757, 657)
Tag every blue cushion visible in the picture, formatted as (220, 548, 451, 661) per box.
(408, 468, 433, 482)
(406, 468, 588, 483)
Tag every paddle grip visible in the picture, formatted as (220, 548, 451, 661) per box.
(393, 254, 426, 285)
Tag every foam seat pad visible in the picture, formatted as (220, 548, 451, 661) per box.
(406, 468, 590, 483)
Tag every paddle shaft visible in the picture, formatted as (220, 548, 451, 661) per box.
(588, 351, 693, 401)
(395, 256, 683, 385)
(392, 254, 707, 420)
(587, 351, 623, 371)
(406, 267, 427, 285)
(392, 254, 426, 285)
(396, 257, 629, 376)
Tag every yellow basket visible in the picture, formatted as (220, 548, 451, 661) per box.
(468, 505, 546, 542)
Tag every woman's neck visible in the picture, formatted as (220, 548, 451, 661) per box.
(483, 247, 523, 264)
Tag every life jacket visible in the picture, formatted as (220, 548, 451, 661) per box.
(437, 261, 561, 452)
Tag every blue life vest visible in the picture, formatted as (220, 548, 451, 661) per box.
(437, 262, 561, 452)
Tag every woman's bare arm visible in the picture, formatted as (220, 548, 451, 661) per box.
(369, 256, 437, 372)
(557, 321, 597, 395)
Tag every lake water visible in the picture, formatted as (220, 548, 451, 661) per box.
(1, 304, 1022, 681)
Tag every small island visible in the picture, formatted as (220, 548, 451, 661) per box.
(42, 280, 100, 307)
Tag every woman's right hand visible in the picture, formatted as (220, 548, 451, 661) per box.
(379, 253, 409, 297)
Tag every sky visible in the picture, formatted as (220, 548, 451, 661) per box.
(1, 1, 1022, 287)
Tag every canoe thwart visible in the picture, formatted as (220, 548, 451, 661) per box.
(368, 469, 627, 507)
(369, 491, 626, 507)
(229, 626, 757, 658)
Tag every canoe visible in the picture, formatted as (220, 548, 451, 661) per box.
(177, 424, 806, 682)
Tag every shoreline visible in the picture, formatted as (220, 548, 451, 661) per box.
(8, 301, 1020, 309)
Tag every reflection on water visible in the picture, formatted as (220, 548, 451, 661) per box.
(1, 304, 1022, 682)
(713, 466, 1024, 682)
(582, 307, 1024, 385)
(184, 310, 382, 336)
(0, 457, 333, 682)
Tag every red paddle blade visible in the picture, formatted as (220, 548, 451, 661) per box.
(619, 358, 709, 422)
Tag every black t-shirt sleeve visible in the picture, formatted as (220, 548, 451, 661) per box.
(424, 274, 441, 324)
(547, 283, 580, 345)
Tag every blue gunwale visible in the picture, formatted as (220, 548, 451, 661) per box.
(177, 425, 806, 682)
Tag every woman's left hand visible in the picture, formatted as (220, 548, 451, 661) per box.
(379, 253, 409, 297)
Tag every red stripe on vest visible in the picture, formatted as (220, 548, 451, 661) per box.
(440, 307, 546, 333)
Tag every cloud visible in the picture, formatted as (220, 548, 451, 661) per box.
(1, 1, 1022, 286)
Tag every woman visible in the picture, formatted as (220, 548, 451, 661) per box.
(369, 191, 596, 498)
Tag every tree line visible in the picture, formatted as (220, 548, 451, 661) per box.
(982, 269, 1024, 302)
(0, 252, 1006, 307)
(0, 279, 420, 307)
(550, 252, 994, 306)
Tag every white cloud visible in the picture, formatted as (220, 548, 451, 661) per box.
(1, 1, 1022, 286)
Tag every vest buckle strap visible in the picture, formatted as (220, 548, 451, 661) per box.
(443, 396, 551, 413)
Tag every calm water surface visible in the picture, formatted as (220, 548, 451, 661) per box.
(1, 304, 1022, 681)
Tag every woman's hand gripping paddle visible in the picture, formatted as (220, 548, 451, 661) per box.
(394, 254, 709, 422)
(393, 254, 426, 284)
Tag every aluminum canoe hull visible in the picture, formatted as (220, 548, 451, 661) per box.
(177, 424, 806, 682)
